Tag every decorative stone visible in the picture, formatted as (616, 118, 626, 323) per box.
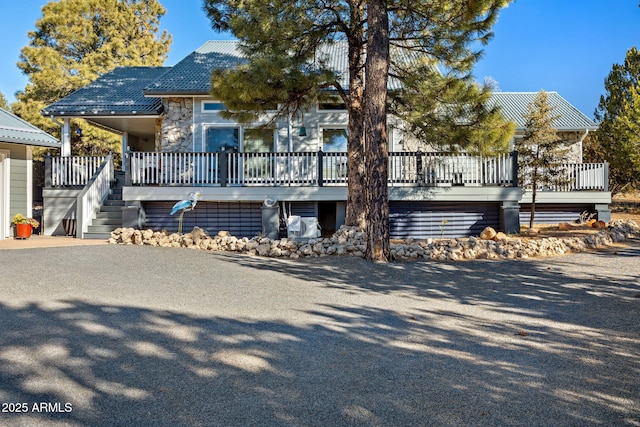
(480, 227, 497, 240)
(558, 222, 572, 231)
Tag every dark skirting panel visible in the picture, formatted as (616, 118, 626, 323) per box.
(389, 201, 500, 239)
(143, 201, 263, 237)
(519, 203, 592, 225)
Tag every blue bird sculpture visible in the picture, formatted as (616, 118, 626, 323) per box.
(171, 192, 201, 234)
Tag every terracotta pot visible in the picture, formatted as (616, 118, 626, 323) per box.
(14, 223, 33, 239)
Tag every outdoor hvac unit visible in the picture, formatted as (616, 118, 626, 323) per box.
(287, 216, 321, 239)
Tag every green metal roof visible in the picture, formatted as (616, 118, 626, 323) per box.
(143, 41, 246, 95)
(0, 108, 59, 148)
(41, 41, 597, 134)
(43, 67, 168, 117)
(489, 92, 597, 131)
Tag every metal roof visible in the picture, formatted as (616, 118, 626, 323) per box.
(489, 92, 596, 131)
(143, 41, 247, 95)
(43, 67, 168, 117)
(142, 40, 415, 95)
(0, 108, 59, 147)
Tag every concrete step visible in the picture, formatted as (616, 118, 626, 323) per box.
(99, 205, 123, 213)
(82, 231, 113, 240)
(87, 224, 119, 234)
(95, 210, 121, 219)
(91, 217, 122, 226)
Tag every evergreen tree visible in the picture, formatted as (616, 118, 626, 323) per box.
(0, 92, 10, 111)
(517, 90, 570, 229)
(593, 47, 640, 193)
(12, 0, 171, 162)
(204, 0, 512, 261)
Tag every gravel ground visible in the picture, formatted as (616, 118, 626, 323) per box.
(0, 242, 639, 426)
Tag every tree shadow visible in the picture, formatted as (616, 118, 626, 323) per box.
(1, 243, 639, 425)
(1, 295, 639, 425)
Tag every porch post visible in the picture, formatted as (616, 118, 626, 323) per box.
(220, 150, 227, 187)
(511, 150, 519, 187)
(61, 118, 71, 157)
(317, 149, 324, 187)
(124, 151, 132, 186)
(121, 132, 128, 172)
(44, 153, 52, 188)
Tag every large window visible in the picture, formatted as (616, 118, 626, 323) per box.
(322, 128, 348, 152)
(206, 127, 239, 152)
(244, 128, 275, 152)
(321, 128, 348, 181)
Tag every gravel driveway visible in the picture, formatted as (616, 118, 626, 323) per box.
(0, 242, 638, 426)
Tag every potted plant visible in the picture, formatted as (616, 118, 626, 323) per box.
(12, 214, 40, 239)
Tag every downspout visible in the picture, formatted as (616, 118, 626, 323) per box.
(49, 116, 71, 157)
(577, 129, 590, 164)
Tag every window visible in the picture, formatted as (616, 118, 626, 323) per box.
(202, 101, 226, 112)
(206, 127, 239, 152)
(244, 128, 275, 152)
(321, 128, 348, 181)
(322, 128, 348, 152)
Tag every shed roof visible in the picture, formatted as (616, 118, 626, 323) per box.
(488, 92, 597, 131)
(42, 66, 168, 117)
(0, 108, 59, 147)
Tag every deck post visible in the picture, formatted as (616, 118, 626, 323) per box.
(603, 162, 609, 191)
(45, 153, 52, 188)
(511, 150, 519, 187)
(317, 149, 324, 187)
(220, 151, 227, 187)
(124, 151, 132, 186)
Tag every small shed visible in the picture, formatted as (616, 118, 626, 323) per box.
(0, 108, 59, 239)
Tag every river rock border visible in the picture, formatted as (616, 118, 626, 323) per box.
(108, 220, 639, 261)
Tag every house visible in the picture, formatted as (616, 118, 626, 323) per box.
(0, 108, 60, 240)
(41, 41, 609, 239)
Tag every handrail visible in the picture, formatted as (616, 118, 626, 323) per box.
(76, 153, 114, 238)
(50, 156, 106, 186)
(95, 150, 608, 191)
(128, 150, 518, 187)
(521, 162, 609, 192)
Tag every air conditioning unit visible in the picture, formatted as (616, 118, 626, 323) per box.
(287, 216, 321, 239)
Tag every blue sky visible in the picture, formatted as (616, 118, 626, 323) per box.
(0, 0, 638, 118)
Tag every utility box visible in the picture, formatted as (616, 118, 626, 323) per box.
(287, 216, 321, 239)
(261, 205, 280, 239)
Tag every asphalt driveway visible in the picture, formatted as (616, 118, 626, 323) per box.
(0, 242, 639, 426)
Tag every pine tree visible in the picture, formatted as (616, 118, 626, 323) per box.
(204, 0, 512, 261)
(593, 47, 640, 193)
(0, 92, 10, 111)
(517, 90, 570, 229)
(12, 0, 171, 162)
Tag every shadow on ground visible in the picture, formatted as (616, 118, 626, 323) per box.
(0, 243, 639, 426)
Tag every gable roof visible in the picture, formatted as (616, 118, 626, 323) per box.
(143, 41, 246, 96)
(142, 40, 413, 96)
(41, 41, 597, 134)
(43, 66, 168, 117)
(489, 92, 597, 131)
(0, 108, 59, 148)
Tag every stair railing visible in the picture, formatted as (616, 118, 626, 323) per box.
(76, 153, 114, 238)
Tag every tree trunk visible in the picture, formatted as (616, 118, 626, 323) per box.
(345, 1, 366, 229)
(363, 0, 390, 261)
(529, 170, 537, 229)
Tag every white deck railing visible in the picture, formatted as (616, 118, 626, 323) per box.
(127, 151, 518, 187)
(51, 156, 106, 186)
(523, 163, 609, 192)
(76, 154, 114, 238)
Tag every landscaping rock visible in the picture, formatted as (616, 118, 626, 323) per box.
(109, 220, 640, 262)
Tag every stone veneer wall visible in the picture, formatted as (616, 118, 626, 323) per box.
(160, 98, 193, 152)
